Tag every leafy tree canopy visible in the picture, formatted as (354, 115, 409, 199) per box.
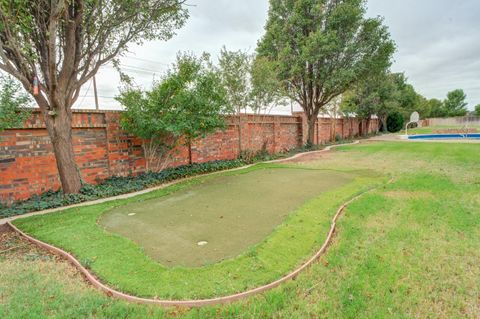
(0, 0, 188, 193)
(419, 97, 445, 118)
(341, 72, 419, 132)
(391, 74, 420, 118)
(0, 0, 188, 110)
(217, 47, 284, 115)
(217, 47, 251, 115)
(250, 56, 285, 113)
(118, 52, 228, 146)
(257, 0, 395, 144)
(444, 89, 468, 117)
(0, 75, 31, 132)
(475, 104, 480, 116)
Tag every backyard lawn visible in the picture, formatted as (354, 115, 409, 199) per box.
(10, 164, 382, 300)
(1, 141, 479, 318)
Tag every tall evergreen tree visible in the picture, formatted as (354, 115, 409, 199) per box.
(257, 0, 395, 145)
(444, 89, 468, 117)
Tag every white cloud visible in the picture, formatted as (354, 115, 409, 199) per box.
(367, 0, 480, 109)
(75, 0, 480, 111)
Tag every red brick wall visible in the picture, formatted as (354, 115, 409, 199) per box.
(0, 110, 378, 203)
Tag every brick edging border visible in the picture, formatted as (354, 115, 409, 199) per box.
(4, 140, 372, 308)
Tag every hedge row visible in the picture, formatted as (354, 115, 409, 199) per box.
(0, 159, 246, 218)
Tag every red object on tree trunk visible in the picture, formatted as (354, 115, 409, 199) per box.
(33, 76, 39, 96)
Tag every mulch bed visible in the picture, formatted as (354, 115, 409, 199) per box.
(0, 224, 54, 259)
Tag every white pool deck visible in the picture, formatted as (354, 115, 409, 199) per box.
(369, 134, 480, 143)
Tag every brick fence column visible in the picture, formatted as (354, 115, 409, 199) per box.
(272, 116, 281, 153)
(292, 112, 308, 146)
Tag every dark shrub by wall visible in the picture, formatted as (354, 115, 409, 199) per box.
(387, 112, 405, 133)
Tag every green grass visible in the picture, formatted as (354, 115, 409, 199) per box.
(2, 141, 480, 318)
(12, 163, 382, 300)
(100, 167, 354, 267)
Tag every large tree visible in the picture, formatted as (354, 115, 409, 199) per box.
(418, 97, 444, 118)
(257, 0, 395, 145)
(475, 104, 480, 116)
(391, 73, 419, 119)
(217, 47, 251, 151)
(0, 0, 187, 193)
(217, 48, 284, 151)
(341, 72, 400, 133)
(444, 89, 468, 117)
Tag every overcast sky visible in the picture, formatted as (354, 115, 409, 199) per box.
(77, 0, 480, 112)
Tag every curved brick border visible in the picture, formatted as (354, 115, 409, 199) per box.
(6, 185, 374, 308)
(4, 140, 370, 308)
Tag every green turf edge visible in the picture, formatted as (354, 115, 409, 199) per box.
(12, 163, 386, 300)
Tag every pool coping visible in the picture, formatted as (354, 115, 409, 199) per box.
(370, 134, 480, 143)
(4, 140, 374, 308)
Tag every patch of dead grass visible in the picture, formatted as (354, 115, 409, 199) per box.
(383, 190, 434, 200)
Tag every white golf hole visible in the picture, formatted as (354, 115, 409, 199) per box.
(128, 213, 136, 216)
(197, 241, 208, 246)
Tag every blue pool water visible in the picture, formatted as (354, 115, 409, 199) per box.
(408, 133, 480, 140)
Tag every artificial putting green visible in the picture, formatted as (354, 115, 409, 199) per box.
(99, 167, 353, 267)
(13, 163, 383, 299)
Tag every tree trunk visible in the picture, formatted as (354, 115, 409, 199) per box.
(306, 116, 316, 146)
(331, 119, 337, 142)
(381, 115, 388, 133)
(43, 106, 82, 194)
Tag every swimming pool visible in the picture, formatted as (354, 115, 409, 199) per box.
(408, 133, 480, 140)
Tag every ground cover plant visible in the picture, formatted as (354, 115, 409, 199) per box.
(2, 141, 479, 318)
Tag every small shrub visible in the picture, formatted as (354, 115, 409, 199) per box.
(239, 142, 274, 164)
(239, 150, 257, 164)
(387, 112, 404, 133)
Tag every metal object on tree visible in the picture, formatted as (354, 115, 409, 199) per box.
(33, 76, 39, 96)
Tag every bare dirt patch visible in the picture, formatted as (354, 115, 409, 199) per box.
(383, 190, 433, 200)
(284, 151, 333, 164)
(0, 225, 54, 260)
